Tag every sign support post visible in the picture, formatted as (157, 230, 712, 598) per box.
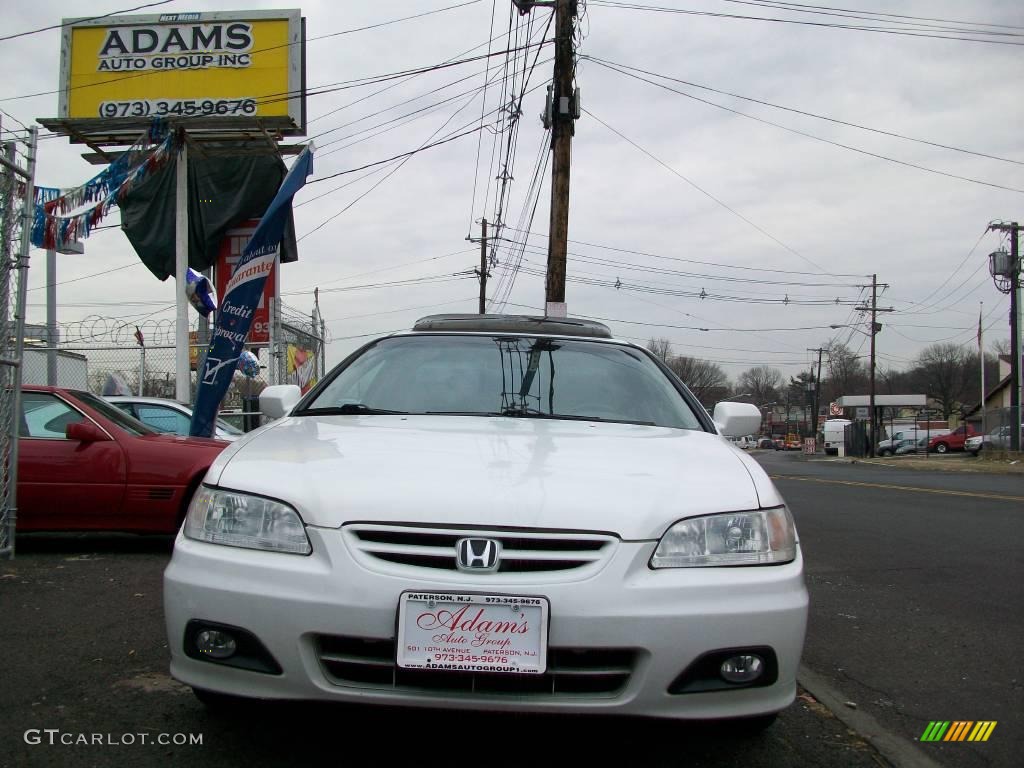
(175, 139, 189, 403)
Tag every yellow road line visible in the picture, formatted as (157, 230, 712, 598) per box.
(769, 475, 1024, 503)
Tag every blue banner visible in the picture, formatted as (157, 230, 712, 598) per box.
(189, 146, 313, 438)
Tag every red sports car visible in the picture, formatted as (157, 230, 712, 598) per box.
(16, 386, 228, 534)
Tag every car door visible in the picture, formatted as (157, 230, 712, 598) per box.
(17, 392, 128, 531)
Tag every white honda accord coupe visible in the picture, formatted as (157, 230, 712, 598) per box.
(164, 315, 807, 729)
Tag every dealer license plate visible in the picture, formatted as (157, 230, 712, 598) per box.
(397, 592, 549, 674)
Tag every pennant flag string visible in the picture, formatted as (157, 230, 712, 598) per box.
(29, 121, 178, 251)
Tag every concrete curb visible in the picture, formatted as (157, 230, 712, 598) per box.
(798, 665, 944, 768)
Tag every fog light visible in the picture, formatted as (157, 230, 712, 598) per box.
(195, 629, 237, 659)
(721, 654, 764, 683)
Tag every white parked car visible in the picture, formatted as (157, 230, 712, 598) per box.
(106, 396, 243, 442)
(164, 315, 807, 729)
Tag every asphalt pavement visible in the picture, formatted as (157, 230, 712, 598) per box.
(0, 537, 884, 768)
(755, 450, 1023, 768)
(2, 452, 1019, 767)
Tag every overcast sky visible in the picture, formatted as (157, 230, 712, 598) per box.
(1, 0, 1022, 384)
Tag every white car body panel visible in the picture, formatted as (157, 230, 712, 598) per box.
(209, 415, 769, 539)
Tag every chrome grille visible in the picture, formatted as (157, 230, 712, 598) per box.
(344, 524, 616, 576)
(315, 635, 635, 697)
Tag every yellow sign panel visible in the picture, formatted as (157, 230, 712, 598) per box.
(59, 10, 304, 130)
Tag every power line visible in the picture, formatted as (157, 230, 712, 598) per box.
(281, 272, 477, 297)
(290, 249, 477, 293)
(718, 1, 1024, 33)
(0, 1, 487, 102)
(583, 56, 1023, 167)
(300, 80, 496, 241)
(467, 0, 501, 237)
(583, 106, 836, 275)
(570, 312, 845, 332)
(587, 1, 1024, 45)
(322, 297, 477, 323)
(513, 262, 863, 305)
(588, 59, 1024, 195)
(27, 261, 142, 292)
(501, 238, 862, 288)
(0, 1, 174, 43)
(306, 125, 489, 186)
(499, 226, 866, 277)
(899, 230, 991, 314)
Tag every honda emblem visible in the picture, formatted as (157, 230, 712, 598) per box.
(456, 538, 501, 572)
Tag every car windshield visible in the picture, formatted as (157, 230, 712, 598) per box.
(300, 335, 705, 430)
(72, 391, 156, 436)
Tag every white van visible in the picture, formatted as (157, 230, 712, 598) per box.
(823, 419, 852, 455)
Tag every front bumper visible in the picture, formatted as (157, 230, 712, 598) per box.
(164, 527, 808, 720)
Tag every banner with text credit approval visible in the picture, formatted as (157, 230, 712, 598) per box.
(189, 146, 313, 438)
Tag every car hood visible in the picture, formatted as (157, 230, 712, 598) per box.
(208, 415, 781, 540)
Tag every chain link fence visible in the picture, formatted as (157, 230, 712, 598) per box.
(24, 316, 326, 435)
(972, 406, 1022, 454)
(1, 125, 36, 558)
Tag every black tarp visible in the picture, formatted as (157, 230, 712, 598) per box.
(120, 148, 299, 281)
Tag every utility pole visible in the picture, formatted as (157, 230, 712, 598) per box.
(475, 218, 489, 314)
(988, 221, 1021, 452)
(807, 347, 827, 439)
(856, 274, 893, 458)
(544, 0, 577, 317)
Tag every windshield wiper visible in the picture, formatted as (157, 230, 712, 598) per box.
(298, 404, 408, 416)
(500, 407, 654, 426)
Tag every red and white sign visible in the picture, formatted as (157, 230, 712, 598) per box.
(829, 402, 843, 417)
(397, 592, 548, 674)
(215, 220, 276, 345)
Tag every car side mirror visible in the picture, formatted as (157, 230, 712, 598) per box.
(713, 402, 762, 438)
(66, 421, 111, 443)
(260, 385, 302, 420)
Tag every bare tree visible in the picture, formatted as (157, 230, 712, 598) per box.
(669, 356, 729, 405)
(825, 341, 866, 400)
(646, 337, 673, 362)
(738, 365, 782, 405)
(911, 343, 972, 419)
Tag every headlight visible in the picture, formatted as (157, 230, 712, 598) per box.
(651, 507, 796, 568)
(184, 486, 311, 555)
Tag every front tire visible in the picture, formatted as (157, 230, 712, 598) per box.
(879, 449, 892, 457)
(934, 443, 948, 454)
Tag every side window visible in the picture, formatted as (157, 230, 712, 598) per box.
(135, 405, 191, 435)
(112, 403, 137, 418)
(21, 393, 86, 439)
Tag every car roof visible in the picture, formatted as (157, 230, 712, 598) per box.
(411, 314, 613, 339)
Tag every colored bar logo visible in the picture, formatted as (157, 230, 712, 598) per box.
(920, 721, 997, 742)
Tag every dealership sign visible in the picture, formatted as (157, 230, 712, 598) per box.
(58, 9, 305, 132)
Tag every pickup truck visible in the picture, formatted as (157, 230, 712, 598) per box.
(928, 425, 977, 454)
